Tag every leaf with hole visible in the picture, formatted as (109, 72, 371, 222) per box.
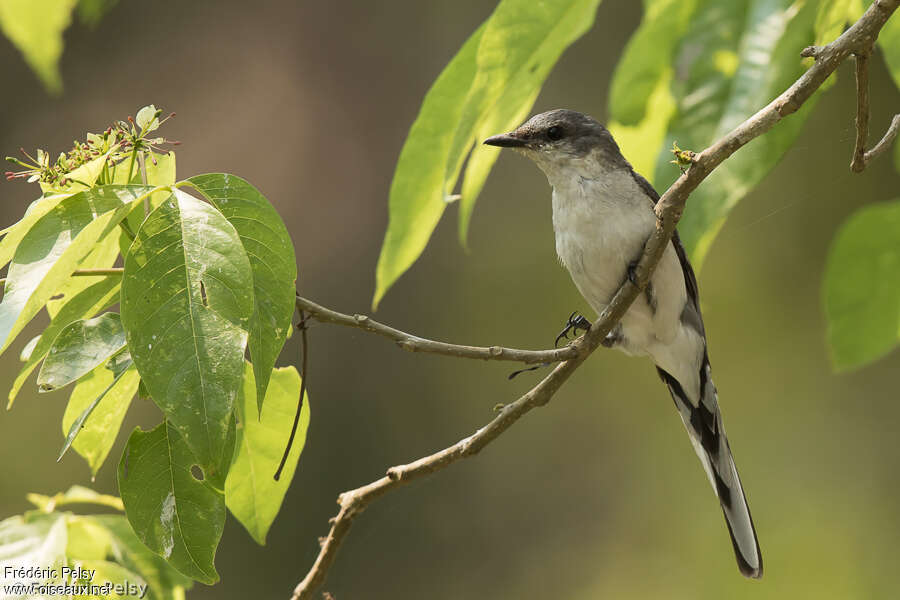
(117, 421, 226, 584)
(37, 312, 126, 392)
(120, 189, 253, 485)
(225, 364, 309, 545)
(187, 173, 297, 411)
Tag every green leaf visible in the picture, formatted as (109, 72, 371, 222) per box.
(26, 485, 124, 512)
(647, 0, 821, 268)
(65, 514, 114, 559)
(814, 0, 852, 45)
(609, 0, 698, 127)
(186, 173, 298, 410)
(37, 313, 126, 392)
(8, 276, 120, 407)
(118, 421, 226, 584)
(225, 364, 309, 545)
(823, 200, 900, 371)
(116, 151, 177, 258)
(0, 512, 68, 584)
(375, 0, 603, 308)
(120, 189, 253, 484)
(0, 185, 152, 357)
(90, 514, 193, 600)
(60, 361, 139, 474)
(373, 23, 485, 310)
(0, 0, 78, 93)
(0, 191, 74, 272)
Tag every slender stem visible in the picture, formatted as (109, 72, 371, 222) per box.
(70, 268, 124, 277)
(865, 114, 900, 163)
(851, 50, 872, 172)
(295, 294, 578, 364)
(275, 310, 308, 481)
(289, 2, 900, 598)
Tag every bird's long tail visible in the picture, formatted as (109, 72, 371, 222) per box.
(656, 354, 763, 579)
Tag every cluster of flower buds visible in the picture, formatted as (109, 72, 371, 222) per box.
(5, 105, 178, 187)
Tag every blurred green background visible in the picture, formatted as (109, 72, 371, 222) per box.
(1, 1, 899, 598)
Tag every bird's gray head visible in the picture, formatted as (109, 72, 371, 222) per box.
(483, 109, 628, 181)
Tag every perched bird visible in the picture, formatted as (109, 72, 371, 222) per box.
(484, 109, 762, 578)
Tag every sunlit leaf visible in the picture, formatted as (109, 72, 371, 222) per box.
(8, 276, 120, 407)
(0, 192, 74, 272)
(649, 0, 821, 268)
(226, 364, 309, 545)
(187, 174, 297, 410)
(120, 190, 253, 485)
(37, 313, 126, 392)
(0, 0, 78, 93)
(118, 421, 226, 584)
(0, 512, 68, 597)
(90, 514, 193, 599)
(373, 23, 485, 310)
(824, 200, 900, 371)
(375, 0, 603, 308)
(0, 186, 152, 357)
(26, 485, 124, 512)
(60, 360, 139, 474)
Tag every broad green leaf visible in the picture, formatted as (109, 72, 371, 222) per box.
(652, 0, 822, 268)
(37, 313, 126, 392)
(26, 485, 124, 512)
(226, 364, 309, 545)
(823, 200, 900, 371)
(373, 23, 485, 310)
(118, 421, 226, 584)
(0, 512, 68, 590)
(66, 514, 114, 559)
(45, 233, 120, 319)
(60, 361, 138, 474)
(608, 0, 698, 127)
(456, 0, 603, 244)
(0, 0, 77, 93)
(814, 0, 852, 45)
(375, 0, 603, 307)
(90, 514, 193, 600)
(186, 173, 298, 410)
(0, 185, 152, 357)
(8, 276, 120, 407)
(120, 190, 253, 484)
(39, 151, 113, 195)
(0, 191, 74, 271)
(116, 151, 177, 258)
(69, 559, 148, 599)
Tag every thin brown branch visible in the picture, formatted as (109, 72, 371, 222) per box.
(295, 294, 578, 364)
(850, 43, 900, 172)
(865, 113, 900, 163)
(70, 268, 124, 277)
(851, 50, 872, 172)
(290, 2, 900, 598)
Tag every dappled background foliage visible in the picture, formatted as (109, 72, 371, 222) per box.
(1, 0, 899, 598)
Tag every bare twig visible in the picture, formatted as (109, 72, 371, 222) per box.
(295, 294, 579, 364)
(851, 50, 872, 172)
(290, 2, 900, 598)
(864, 113, 900, 163)
(850, 45, 900, 172)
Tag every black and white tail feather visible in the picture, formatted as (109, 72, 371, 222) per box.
(658, 230, 763, 579)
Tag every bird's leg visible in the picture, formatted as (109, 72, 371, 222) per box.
(554, 311, 592, 347)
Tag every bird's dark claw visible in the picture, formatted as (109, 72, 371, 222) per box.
(554, 311, 592, 347)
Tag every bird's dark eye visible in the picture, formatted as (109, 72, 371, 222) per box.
(547, 125, 564, 141)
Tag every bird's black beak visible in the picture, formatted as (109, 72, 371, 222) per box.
(483, 132, 528, 148)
